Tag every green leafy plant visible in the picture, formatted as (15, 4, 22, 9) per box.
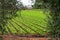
(35, 0, 60, 40)
(0, 0, 18, 34)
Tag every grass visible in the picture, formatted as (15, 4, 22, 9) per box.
(4, 9, 50, 35)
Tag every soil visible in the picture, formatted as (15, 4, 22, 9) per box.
(2, 34, 50, 40)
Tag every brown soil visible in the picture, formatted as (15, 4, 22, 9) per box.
(2, 34, 50, 40)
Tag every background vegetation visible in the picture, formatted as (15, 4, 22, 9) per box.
(0, 0, 60, 40)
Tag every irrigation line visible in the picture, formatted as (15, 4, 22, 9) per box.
(13, 18, 46, 34)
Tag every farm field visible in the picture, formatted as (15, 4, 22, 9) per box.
(4, 9, 50, 36)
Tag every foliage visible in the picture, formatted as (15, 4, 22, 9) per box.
(0, 0, 18, 34)
(34, 0, 43, 9)
(35, 0, 60, 39)
(42, 0, 60, 39)
(49, 1, 60, 40)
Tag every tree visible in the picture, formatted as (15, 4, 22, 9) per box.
(49, 0, 60, 40)
(0, 0, 19, 39)
(0, 0, 18, 34)
(35, 0, 60, 40)
(34, 0, 44, 9)
(42, 0, 60, 40)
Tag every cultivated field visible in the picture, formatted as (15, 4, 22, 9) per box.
(3, 9, 50, 36)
